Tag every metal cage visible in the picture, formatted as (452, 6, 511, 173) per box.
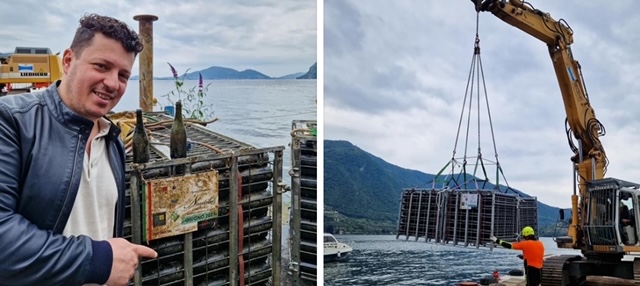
(123, 112, 285, 286)
(397, 188, 538, 249)
(289, 120, 318, 286)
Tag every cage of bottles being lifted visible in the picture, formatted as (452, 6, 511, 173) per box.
(288, 120, 318, 286)
(396, 185, 538, 248)
(110, 110, 285, 286)
(395, 30, 541, 249)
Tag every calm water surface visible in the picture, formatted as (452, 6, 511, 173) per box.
(324, 235, 582, 286)
(117, 79, 317, 193)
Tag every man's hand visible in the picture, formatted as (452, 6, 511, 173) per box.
(490, 235, 498, 243)
(106, 238, 158, 286)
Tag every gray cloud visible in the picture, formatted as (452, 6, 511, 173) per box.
(0, 0, 316, 77)
(324, 0, 365, 58)
(325, 0, 640, 208)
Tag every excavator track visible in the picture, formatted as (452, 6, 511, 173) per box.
(541, 255, 582, 286)
(633, 258, 640, 286)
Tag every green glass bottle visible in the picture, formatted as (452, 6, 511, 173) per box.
(170, 100, 187, 174)
(132, 109, 150, 163)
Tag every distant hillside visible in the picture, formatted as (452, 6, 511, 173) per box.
(175, 66, 270, 80)
(132, 65, 311, 80)
(297, 62, 317, 79)
(324, 140, 567, 235)
(277, 72, 305, 79)
(131, 66, 271, 80)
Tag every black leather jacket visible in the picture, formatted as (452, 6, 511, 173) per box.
(0, 81, 126, 285)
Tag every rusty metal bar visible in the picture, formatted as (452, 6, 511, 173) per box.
(272, 150, 283, 286)
(125, 146, 285, 172)
(184, 163, 193, 286)
(130, 174, 143, 286)
(133, 14, 158, 112)
(229, 153, 239, 286)
(183, 233, 193, 285)
(290, 136, 302, 286)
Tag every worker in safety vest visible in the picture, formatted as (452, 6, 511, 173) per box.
(490, 226, 544, 286)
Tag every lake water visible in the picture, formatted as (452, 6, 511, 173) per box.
(116, 79, 317, 200)
(324, 235, 582, 286)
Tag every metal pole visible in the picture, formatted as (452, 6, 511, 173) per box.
(415, 191, 423, 241)
(435, 192, 442, 243)
(133, 14, 158, 112)
(184, 233, 193, 286)
(426, 191, 432, 242)
(184, 163, 193, 286)
(490, 191, 496, 251)
(406, 192, 413, 240)
(441, 191, 449, 245)
(290, 136, 302, 286)
(475, 191, 482, 248)
(464, 201, 469, 247)
(453, 192, 459, 245)
(229, 154, 239, 286)
(130, 173, 142, 286)
(516, 198, 521, 238)
(272, 150, 283, 286)
(396, 190, 406, 240)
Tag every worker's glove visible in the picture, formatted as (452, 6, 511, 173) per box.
(490, 235, 498, 243)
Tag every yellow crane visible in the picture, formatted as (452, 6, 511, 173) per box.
(473, 0, 640, 284)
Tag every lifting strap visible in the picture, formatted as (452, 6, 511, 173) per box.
(431, 5, 517, 195)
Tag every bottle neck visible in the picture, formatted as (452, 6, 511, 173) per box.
(175, 103, 183, 122)
(136, 112, 143, 126)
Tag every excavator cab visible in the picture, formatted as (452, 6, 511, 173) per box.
(0, 47, 63, 95)
(585, 178, 640, 252)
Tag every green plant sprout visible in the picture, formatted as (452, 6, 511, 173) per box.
(161, 62, 216, 121)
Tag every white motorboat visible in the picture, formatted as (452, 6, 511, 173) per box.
(324, 233, 352, 262)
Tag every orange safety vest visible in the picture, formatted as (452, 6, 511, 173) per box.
(512, 240, 545, 269)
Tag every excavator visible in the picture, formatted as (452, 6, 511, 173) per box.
(0, 47, 62, 96)
(471, 0, 640, 284)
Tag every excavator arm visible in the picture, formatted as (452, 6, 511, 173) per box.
(471, 0, 608, 250)
(471, 1, 640, 284)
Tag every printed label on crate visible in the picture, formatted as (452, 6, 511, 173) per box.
(460, 193, 478, 210)
(142, 170, 219, 241)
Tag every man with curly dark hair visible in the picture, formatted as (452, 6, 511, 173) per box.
(0, 13, 156, 286)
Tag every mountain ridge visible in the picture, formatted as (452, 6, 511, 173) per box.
(324, 139, 568, 235)
(131, 62, 317, 80)
(297, 62, 317, 79)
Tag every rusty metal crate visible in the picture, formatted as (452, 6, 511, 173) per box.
(396, 187, 538, 250)
(122, 111, 285, 286)
(289, 120, 317, 286)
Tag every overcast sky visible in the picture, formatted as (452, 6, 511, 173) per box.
(324, 1, 640, 208)
(0, 0, 316, 78)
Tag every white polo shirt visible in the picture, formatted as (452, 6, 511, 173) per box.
(62, 118, 118, 241)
